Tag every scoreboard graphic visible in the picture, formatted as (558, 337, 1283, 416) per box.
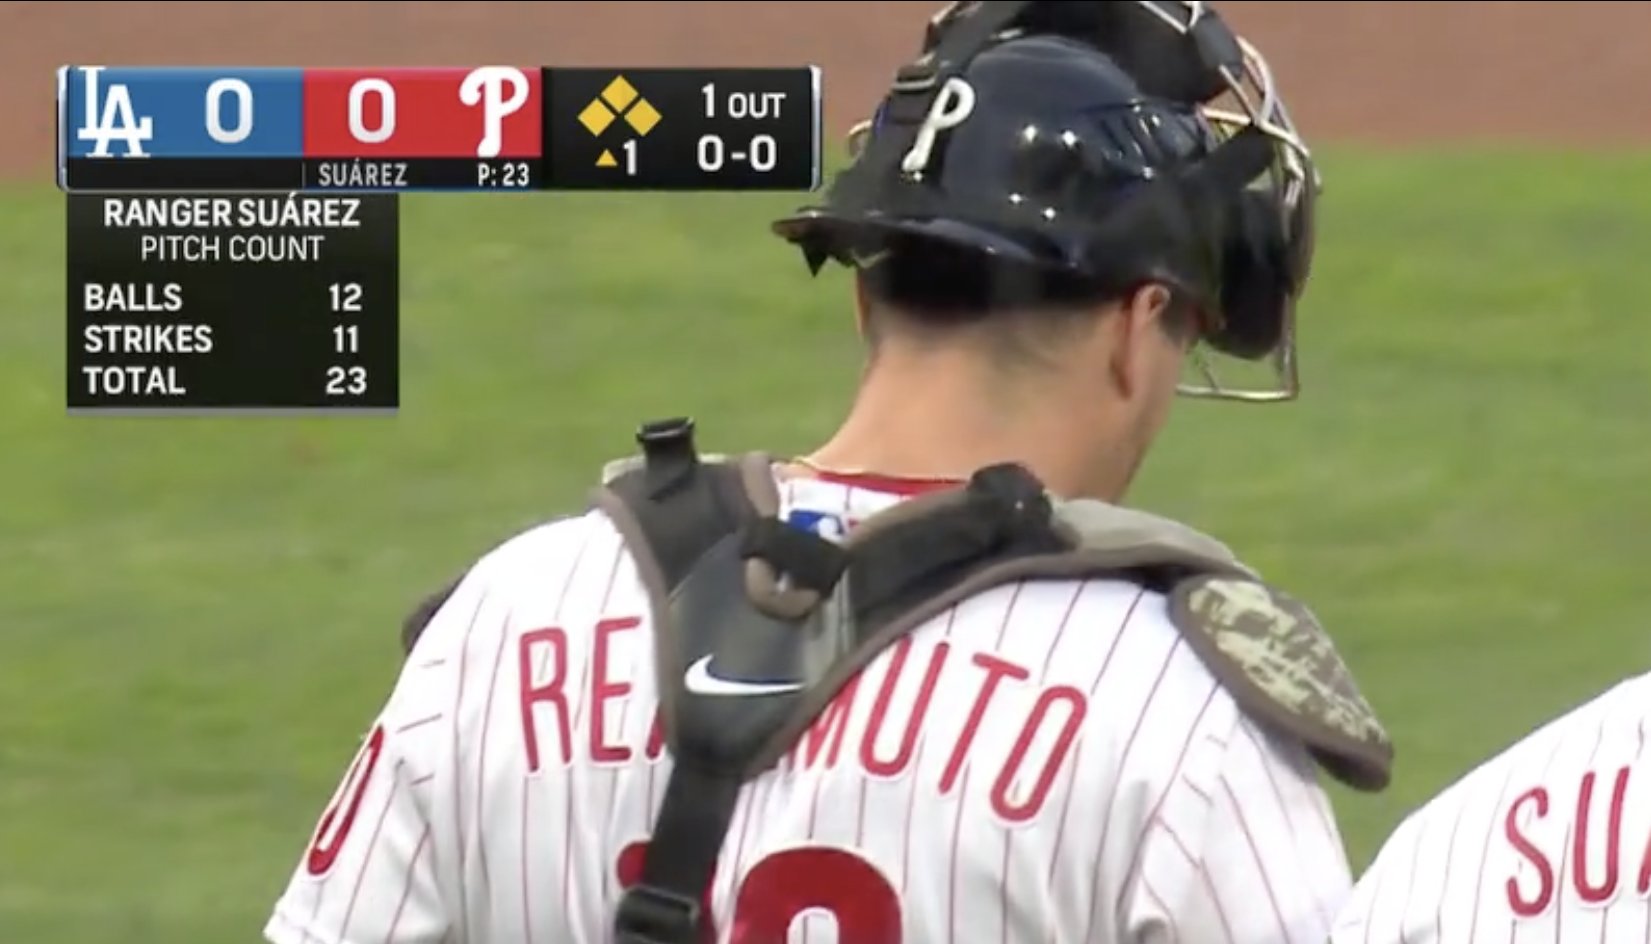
(57, 63, 825, 414)
(59, 65, 822, 192)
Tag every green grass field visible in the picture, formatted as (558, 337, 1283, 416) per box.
(3, 149, 1650, 941)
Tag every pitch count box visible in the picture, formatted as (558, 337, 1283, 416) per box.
(66, 193, 400, 413)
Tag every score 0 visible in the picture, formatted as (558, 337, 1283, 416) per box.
(697, 81, 783, 174)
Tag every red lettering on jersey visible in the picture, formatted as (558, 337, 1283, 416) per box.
(1635, 788, 1651, 894)
(617, 841, 903, 944)
(646, 709, 666, 761)
(939, 653, 1030, 796)
(305, 724, 386, 876)
(1505, 786, 1554, 916)
(991, 685, 1087, 822)
(799, 675, 861, 771)
(860, 639, 949, 778)
(591, 617, 642, 765)
(1574, 766, 1629, 903)
(519, 626, 571, 772)
(732, 847, 902, 943)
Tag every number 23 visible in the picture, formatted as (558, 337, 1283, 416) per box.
(326, 365, 367, 396)
(616, 840, 902, 943)
(501, 161, 531, 187)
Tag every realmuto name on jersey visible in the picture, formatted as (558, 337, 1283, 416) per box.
(520, 615, 1085, 824)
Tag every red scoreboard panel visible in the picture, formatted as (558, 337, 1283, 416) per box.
(301, 67, 544, 190)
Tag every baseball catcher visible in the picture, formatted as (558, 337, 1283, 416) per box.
(264, 3, 1391, 943)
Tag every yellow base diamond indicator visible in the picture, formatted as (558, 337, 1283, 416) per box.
(624, 98, 662, 136)
(547, 66, 820, 191)
(577, 74, 662, 142)
(601, 75, 639, 111)
(578, 99, 616, 136)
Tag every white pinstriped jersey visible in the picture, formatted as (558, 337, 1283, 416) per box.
(266, 470, 1354, 944)
(1333, 672, 1651, 944)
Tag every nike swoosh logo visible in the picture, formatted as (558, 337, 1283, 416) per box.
(683, 655, 805, 698)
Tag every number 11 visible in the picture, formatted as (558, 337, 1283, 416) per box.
(334, 324, 359, 354)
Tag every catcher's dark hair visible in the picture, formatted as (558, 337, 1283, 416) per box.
(857, 234, 1200, 349)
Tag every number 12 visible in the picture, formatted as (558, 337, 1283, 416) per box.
(329, 282, 363, 313)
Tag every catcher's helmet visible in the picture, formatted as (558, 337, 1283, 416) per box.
(773, 1, 1319, 401)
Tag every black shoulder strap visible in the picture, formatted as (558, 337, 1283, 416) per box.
(600, 423, 1074, 944)
(399, 418, 743, 660)
(603, 417, 754, 590)
(600, 419, 769, 944)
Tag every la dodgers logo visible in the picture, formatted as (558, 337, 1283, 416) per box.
(75, 66, 154, 157)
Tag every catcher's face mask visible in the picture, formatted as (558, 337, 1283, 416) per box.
(831, 1, 1321, 404)
(1166, 3, 1318, 403)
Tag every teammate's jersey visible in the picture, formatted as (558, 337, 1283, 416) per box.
(1334, 672, 1651, 944)
(265, 470, 1353, 944)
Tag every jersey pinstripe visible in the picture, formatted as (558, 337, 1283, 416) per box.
(1333, 673, 1651, 944)
(266, 472, 1355, 944)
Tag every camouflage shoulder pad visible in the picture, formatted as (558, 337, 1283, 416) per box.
(1167, 574, 1393, 792)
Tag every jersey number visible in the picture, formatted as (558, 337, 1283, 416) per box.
(616, 840, 902, 943)
(305, 724, 385, 876)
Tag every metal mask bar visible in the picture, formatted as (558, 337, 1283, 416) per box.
(1175, 18, 1319, 402)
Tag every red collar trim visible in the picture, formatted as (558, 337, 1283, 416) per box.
(806, 469, 964, 497)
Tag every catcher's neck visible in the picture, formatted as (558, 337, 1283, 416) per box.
(804, 347, 1138, 503)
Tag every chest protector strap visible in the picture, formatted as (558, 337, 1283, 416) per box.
(598, 418, 1392, 944)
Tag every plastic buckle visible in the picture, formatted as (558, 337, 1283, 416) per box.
(891, 58, 940, 93)
(614, 883, 703, 944)
(968, 463, 1053, 532)
(1188, 8, 1244, 74)
(636, 417, 695, 451)
(635, 417, 698, 498)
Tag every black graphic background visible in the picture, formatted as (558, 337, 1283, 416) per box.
(65, 193, 400, 411)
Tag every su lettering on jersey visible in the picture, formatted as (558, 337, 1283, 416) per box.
(1502, 764, 1640, 916)
(519, 624, 1084, 823)
(1334, 675, 1651, 944)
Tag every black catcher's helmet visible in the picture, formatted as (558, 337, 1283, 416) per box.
(773, 0, 1320, 401)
